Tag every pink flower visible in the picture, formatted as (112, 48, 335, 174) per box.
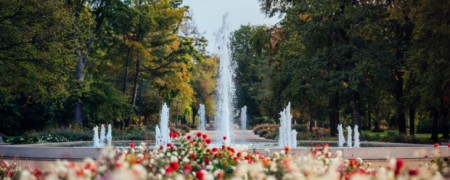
(223, 136, 227, 141)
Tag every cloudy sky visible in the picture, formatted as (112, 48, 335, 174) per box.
(182, 0, 281, 53)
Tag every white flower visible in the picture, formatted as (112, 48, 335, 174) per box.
(132, 164, 147, 179)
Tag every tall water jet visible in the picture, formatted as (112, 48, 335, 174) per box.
(93, 126, 100, 148)
(354, 125, 360, 148)
(240, 106, 247, 130)
(278, 102, 297, 147)
(106, 124, 112, 146)
(347, 126, 353, 148)
(215, 13, 236, 143)
(199, 104, 206, 131)
(155, 103, 171, 146)
(337, 124, 345, 147)
(100, 124, 106, 147)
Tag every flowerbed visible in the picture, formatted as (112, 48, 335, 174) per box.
(2, 133, 449, 179)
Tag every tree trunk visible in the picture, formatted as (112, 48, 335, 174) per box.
(367, 104, 372, 130)
(352, 90, 362, 128)
(374, 103, 381, 131)
(409, 105, 415, 136)
(431, 108, 439, 141)
(395, 72, 407, 135)
(128, 55, 141, 127)
(74, 49, 86, 126)
(441, 105, 449, 139)
(329, 91, 339, 136)
(123, 47, 132, 94)
(309, 108, 314, 132)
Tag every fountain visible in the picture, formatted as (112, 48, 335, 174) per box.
(106, 124, 112, 146)
(278, 102, 297, 147)
(338, 124, 345, 147)
(347, 126, 353, 148)
(215, 13, 236, 143)
(93, 126, 100, 148)
(155, 103, 171, 147)
(354, 125, 360, 148)
(240, 106, 247, 130)
(99, 124, 106, 147)
(199, 104, 206, 131)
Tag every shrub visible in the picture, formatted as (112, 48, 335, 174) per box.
(417, 119, 433, 133)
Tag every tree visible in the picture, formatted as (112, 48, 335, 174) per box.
(408, 0, 450, 141)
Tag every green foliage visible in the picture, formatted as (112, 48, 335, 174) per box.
(0, 0, 214, 134)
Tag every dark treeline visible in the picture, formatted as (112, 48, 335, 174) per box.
(0, 0, 218, 135)
(231, 0, 449, 141)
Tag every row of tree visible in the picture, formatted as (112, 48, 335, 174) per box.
(231, 0, 449, 141)
(0, 0, 217, 135)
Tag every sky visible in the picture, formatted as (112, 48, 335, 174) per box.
(182, 0, 281, 53)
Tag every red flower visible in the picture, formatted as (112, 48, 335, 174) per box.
(284, 146, 291, 153)
(196, 170, 205, 180)
(448, 143, 450, 147)
(349, 159, 356, 167)
(184, 164, 192, 173)
(196, 132, 202, 137)
(191, 153, 197, 159)
(169, 161, 179, 171)
(204, 157, 210, 165)
(395, 159, 404, 176)
(33, 168, 42, 178)
(76, 169, 84, 177)
(159, 145, 164, 150)
(434, 143, 440, 148)
(223, 136, 227, 141)
(167, 143, 173, 147)
(129, 142, 135, 149)
(237, 152, 242, 158)
(187, 135, 192, 140)
(205, 138, 212, 144)
(202, 134, 207, 139)
(409, 169, 419, 176)
(212, 148, 218, 152)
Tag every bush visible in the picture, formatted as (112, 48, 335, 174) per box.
(175, 124, 192, 134)
(253, 124, 280, 140)
(417, 119, 433, 133)
(292, 124, 308, 132)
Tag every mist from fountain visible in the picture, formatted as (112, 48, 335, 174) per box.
(240, 106, 247, 130)
(93, 126, 100, 148)
(100, 124, 106, 147)
(338, 124, 345, 147)
(106, 124, 112, 146)
(347, 126, 353, 148)
(155, 125, 161, 146)
(199, 104, 206, 131)
(278, 102, 297, 147)
(156, 103, 171, 147)
(215, 13, 235, 143)
(354, 125, 360, 148)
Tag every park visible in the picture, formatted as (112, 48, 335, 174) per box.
(0, 0, 449, 179)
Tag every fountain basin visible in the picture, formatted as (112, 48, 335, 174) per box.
(1, 140, 445, 160)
